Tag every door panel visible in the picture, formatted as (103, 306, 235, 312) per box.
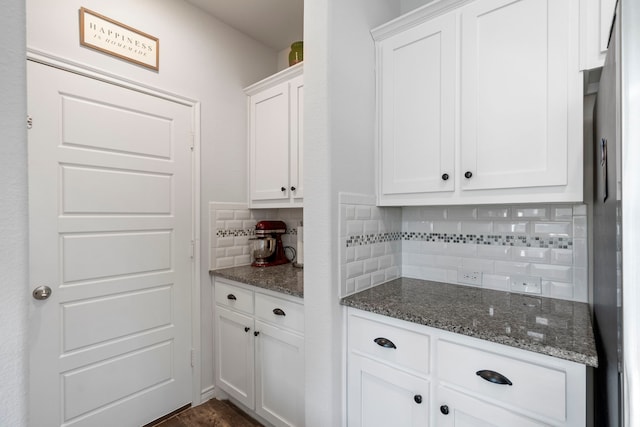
(28, 61, 193, 427)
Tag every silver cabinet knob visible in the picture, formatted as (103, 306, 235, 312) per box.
(32, 286, 52, 300)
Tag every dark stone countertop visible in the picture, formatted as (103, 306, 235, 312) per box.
(341, 277, 598, 367)
(210, 264, 304, 299)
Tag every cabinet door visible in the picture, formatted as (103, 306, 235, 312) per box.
(460, 0, 573, 191)
(289, 75, 304, 200)
(348, 355, 430, 427)
(254, 320, 304, 427)
(249, 81, 291, 201)
(379, 12, 456, 196)
(437, 386, 547, 427)
(215, 306, 255, 409)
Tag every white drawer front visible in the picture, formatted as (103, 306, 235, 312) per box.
(437, 340, 567, 422)
(255, 293, 304, 333)
(348, 312, 430, 376)
(215, 281, 254, 314)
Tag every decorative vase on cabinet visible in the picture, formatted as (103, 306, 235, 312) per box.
(289, 41, 303, 66)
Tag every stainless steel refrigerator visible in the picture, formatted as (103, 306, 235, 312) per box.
(593, 10, 622, 422)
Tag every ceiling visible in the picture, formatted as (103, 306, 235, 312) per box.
(185, 0, 304, 51)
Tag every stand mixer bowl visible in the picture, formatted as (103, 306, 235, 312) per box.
(250, 237, 276, 262)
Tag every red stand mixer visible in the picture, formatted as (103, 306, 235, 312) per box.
(250, 220, 290, 267)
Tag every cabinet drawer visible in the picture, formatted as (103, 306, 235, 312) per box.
(437, 340, 567, 422)
(215, 281, 254, 314)
(255, 293, 304, 333)
(348, 312, 430, 376)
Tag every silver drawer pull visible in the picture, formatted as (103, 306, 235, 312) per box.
(476, 370, 513, 386)
(374, 337, 397, 349)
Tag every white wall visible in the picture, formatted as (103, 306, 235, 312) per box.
(0, 0, 28, 425)
(26, 0, 278, 401)
(303, 1, 400, 425)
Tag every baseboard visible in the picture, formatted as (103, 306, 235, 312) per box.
(200, 385, 215, 403)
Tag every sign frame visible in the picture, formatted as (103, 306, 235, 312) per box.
(79, 7, 159, 71)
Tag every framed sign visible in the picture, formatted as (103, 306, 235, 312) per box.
(79, 7, 159, 71)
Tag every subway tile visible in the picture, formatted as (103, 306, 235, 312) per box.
(217, 237, 235, 248)
(215, 220, 226, 230)
(420, 206, 447, 220)
(371, 271, 386, 286)
(234, 235, 249, 246)
(420, 266, 449, 282)
(345, 247, 355, 263)
(494, 261, 530, 275)
(435, 255, 462, 268)
(243, 220, 256, 229)
(227, 247, 244, 257)
(573, 204, 587, 215)
(406, 221, 433, 233)
(433, 221, 460, 234)
(403, 207, 423, 222)
(364, 259, 378, 274)
(548, 281, 574, 299)
(385, 266, 401, 281)
(482, 274, 511, 291)
(356, 275, 371, 291)
(235, 210, 251, 220)
(402, 240, 421, 253)
(402, 265, 422, 279)
(462, 258, 494, 273)
(371, 242, 386, 258)
(446, 269, 459, 283)
(446, 206, 477, 220)
(445, 243, 477, 257)
(370, 208, 382, 221)
(461, 221, 493, 234)
(215, 248, 226, 258)
(512, 247, 550, 262)
(216, 257, 234, 269)
(532, 222, 572, 237)
(477, 245, 512, 259)
(235, 255, 251, 266)
(550, 249, 573, 265)
(423, 241, 447, 254)
(216, 210, 235, 220)
(573, 238, 588, 267)
(346, 261, 364, 279)
(346, 278, 355, 295)
(551, 206, 574, 220)
(530, 264, 572, 282)
(355, 206, 371, 220)
(573, 268, 588, 302)
(346, 220, 364, 236)
(355, 245, 371, 261)
(512, 206, 549, 219)
(494, 221, 529, 234)
(573, 216, 587, 238)
(345, 205, 356, 220)
(478, 206, 511, 219)
(379, 255, 394, 270)
(363, 220, 380, 235)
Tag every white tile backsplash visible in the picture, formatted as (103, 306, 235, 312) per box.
(339, 200, 589, 303)
(209, 202, 302, 270)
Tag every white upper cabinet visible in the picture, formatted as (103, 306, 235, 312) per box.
(379, 12, 456, 195)
(580, 0, 617, 70)
(373, 0, 583, 206)
(246, 63, 303, 208)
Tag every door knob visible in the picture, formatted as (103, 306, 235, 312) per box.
(32, 285, 52, 300)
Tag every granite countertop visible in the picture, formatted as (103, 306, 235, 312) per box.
(341, 277, 598, 367)
(210, 264, 304, 298)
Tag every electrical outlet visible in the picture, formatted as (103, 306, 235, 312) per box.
(458, 270, 483, 286)
(510, 276, 542, 294)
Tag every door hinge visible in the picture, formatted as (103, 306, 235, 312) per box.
(189, 132, 195, 151)
(191, 349, 195, 367)
(190, 240, 195, 260)
(27, 115, 33, 129)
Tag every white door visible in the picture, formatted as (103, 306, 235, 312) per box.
(255, 320, 305, 427)
(459, 0, 571, 190)
(27, 61, 194, 427)
(249, 81, 290, 202)
(348, 355, 430, 427)
(379, 11, 456, 196)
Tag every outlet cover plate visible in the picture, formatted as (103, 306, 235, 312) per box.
(510, 275, 542, 294)
(459, 270, 483, 286)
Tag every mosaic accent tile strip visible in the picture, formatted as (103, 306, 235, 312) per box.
(346, 232, 572, 249)
(217, 228, 298, 238)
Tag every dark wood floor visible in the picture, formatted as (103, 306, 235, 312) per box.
(151, 399, 263, 427)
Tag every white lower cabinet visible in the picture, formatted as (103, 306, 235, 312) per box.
(215, 279, 304, 426)
(347, 308, 587, 427)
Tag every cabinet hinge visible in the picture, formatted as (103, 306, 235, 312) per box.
(27, 115, 33, 129)
(190, 240, 195, 260)
(189, 132, 195, 151)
